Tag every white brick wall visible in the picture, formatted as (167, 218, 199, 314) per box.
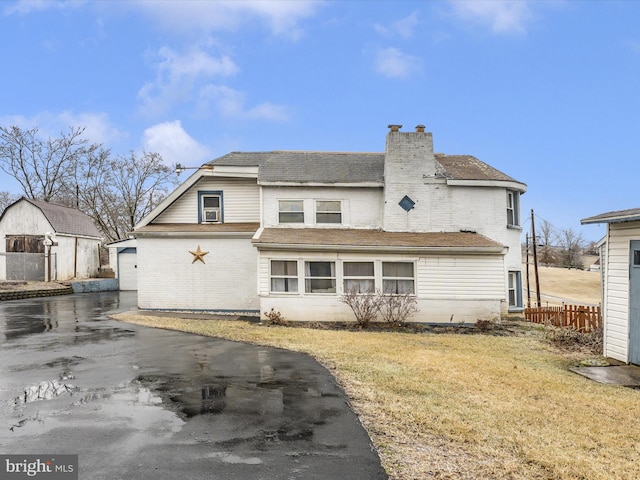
(137, 236, 259, 312)
(261, 186, 383, 229)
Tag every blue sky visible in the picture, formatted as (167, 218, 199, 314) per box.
(1, 1, 639, 242)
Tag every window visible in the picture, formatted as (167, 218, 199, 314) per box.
(634, 250, 640, 267)
(270, 260, 298, 293)
(507, 191, 520, 227)
(305, 261, 336, 293)
(382, 262, 415, 294)
(316, 200, 342, 224)
(279, 200, 304, 223)
(343, 262, 375, 293)
(199, 192, 222, 223)
(508, 271, 523, 309)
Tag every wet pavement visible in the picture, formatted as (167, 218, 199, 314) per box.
(0, 292, 387, 479)
(571, 364, 640, 387)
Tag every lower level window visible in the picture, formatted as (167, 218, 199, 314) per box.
(271, 260, 298, 293)
(305, 261, 336, 293)
(382, 262, 415, 294)
(508, 271, 523, 308)
(343, 261, 375, 293)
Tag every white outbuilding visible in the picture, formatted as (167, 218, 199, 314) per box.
(106, 238, 138, 291)
(582, 208, 640, 365)
(0, 198, 103, 282)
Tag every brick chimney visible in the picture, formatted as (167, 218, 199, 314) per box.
(383, 122, 436, 231)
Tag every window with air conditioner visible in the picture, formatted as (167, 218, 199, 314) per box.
(199, 192, 222, 224)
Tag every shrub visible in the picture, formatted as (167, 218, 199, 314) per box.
(378, 292, 419, 327)
(264, 308, 288, 326)
(339, 287, 383, 327)
(543, 324, 603, 354)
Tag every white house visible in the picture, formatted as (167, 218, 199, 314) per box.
(582, 208, 640, 364)
(134, 125, 527, 323)
(0, 198, 103, 281)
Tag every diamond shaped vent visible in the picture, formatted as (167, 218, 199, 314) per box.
(399, 195, 415, 212)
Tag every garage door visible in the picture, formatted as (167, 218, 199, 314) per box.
(118, 249, 137, 291)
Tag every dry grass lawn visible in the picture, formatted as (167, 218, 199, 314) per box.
(113, 313, 640, 480)
(526, 265, 601, 305)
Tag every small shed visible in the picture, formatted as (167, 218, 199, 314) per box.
(0, 198, 103, 281)
(106, 238, 137, 291)
(582, 208, 640, 365)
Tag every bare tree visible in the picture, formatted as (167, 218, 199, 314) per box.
(557, 228, 585, 269)
(537, 220, 557, 266)
(0, 191, 20, 215)
(0, 126, 98, 202)
(73, 151, 178, 242)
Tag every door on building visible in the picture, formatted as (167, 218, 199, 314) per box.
(629, 240, 640, 365)
(118, 248, 138, 291)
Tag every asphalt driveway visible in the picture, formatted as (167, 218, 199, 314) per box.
(0, 292, 387, 479)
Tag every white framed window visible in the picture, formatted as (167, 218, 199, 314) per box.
(382, 262, 415, 294)
(279, 200, 304, 224)
(305, 261, 336, 293)
(508, 271, 523, 309)
(270, 260, 298, 293)
(199, 192, 222, 224)
(343, 261, 375, 293)
(507, 190, 520, 227)
(315, 200, 342, 224)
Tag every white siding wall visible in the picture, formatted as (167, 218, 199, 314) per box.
(261, 186, 383, 229)
(602, 223, 640, 362)
(52, 235, 100, 280)
(137, 236, 259, 312)
(258, 250, 505, 323)
(154, 177, 260, 224)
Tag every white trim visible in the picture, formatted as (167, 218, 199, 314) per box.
(446, 179, 527, 192)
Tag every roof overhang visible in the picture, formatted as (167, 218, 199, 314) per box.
(259, 181, 384, 188)
(582, 209, 640, 225)
(135, 223, 259, 239)
(445, 179, 527, 192)
(252, 228, 507, 255)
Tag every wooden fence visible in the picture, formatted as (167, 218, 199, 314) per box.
(524, 304, 601, 332)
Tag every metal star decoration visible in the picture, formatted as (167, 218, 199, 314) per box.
(189, 245, 209, 264)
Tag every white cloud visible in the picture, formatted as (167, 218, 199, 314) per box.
(448, 0, 534, 35)
(374, 11, 420, 40)
(0, 111, 125, 146)
(374, 48, 422, 79)
(142, 120, 211, 166)
(132, 0, 322, 40)
(3, 0, 84, 16)
(198, 85, 290, 122)
(138, 45, 239, 117)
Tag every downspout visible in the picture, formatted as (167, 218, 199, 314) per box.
(74, 237, 78, 278)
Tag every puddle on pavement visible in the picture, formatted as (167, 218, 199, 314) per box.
(7, 383, 184, 438)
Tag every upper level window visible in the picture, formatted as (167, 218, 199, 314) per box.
(316, 200, 341, 224)
(382, 262, 415, 294)
(343, 262, 375, 294)
(507, 191, 520, 227)
(199, 192, 222, 224)
(279, 200, 304, 224)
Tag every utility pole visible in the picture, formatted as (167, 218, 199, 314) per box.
(525, 233, 531, 308)
(531, 209, 541, 306)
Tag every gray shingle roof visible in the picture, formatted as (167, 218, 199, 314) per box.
(253, 228, 505, 251)
(581, 208, 640, 225)
(21, 198, 102, 238)
(207, 151, 522, 185)
(434, 154, 519, 182)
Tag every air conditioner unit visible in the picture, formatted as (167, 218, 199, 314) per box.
(204, 209, 219, 222)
